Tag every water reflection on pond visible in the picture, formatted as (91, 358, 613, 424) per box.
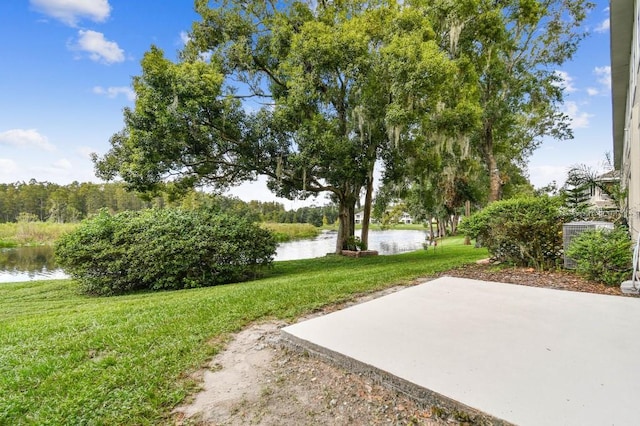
(0, 246, 67, 283)
(0, 229, 427, 282)
(275, 229, 427, 261)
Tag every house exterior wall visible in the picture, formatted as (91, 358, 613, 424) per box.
(589, 185, 615, 209)
(587, 172, 621, 210)
(612, 0, 640, 238)
(354, 209, 414, 225)
(354, 212, 363, 224)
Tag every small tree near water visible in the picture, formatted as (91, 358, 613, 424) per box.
(55, 208, 277, 296)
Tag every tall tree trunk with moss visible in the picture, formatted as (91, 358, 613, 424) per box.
(360, 164, 375, 249)
(336, 188, 359, 253)
(483, 121, 502, 203)
(426, 0, 593, 202)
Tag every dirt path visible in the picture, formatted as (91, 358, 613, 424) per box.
(173, 288, 446, 425)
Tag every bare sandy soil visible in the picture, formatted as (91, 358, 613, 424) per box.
(172, 265, 633, 425)
(172, 286, 447, 425)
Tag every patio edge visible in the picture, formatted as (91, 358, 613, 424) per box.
(280, 329, 514, 426)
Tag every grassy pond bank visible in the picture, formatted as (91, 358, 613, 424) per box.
(0, 237, 486, 424)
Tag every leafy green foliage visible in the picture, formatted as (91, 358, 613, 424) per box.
(563, 172, 591, 212)
(55, 209, 277, 295)
(425, 0, 593, 201)
(93, 46, 252, 195)
(566, 227, 632, 286)
(562, 160, 624, 224)
(0, 180, 153, 223)
(344, 236, 367, 251)
(95, 1, 463, 253)
(459, 197, 570, 269)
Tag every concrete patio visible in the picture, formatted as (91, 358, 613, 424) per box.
(282, 277, 640, 425)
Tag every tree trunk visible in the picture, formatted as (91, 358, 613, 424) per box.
(450, 214, 459, 235)
(464, 200, 471, 245)
(335, 190, 358, 254)
(360, 173, 374, 249)
(438, 219, 446, 239)
(483, 120, 502, 203)
(349, 204, 355, 241)
(336, 202, 349, 254)
(429, 218, 435, 243)
(488, 152, 502, 203)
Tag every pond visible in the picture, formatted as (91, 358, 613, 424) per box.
(0, 229, 428, 283)
(0, 246, 67, 283)
(275, 229, 428, 261)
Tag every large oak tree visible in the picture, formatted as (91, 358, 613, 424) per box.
(94, 0, 593, 255)
(94, 0, 453, 253)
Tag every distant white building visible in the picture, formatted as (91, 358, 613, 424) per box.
(611, 0, 640, 237)
(588, 170, 620, 210)
(354, 208, 414, 224)
(398, 212, 413, 224)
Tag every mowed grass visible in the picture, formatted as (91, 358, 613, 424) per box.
(0, 238, 487, 425)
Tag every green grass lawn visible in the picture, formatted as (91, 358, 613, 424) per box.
(0, 238, 487, 425)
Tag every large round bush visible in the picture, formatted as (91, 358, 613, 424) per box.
(55, 208, 277, 295)
(459, 197, 571, 269)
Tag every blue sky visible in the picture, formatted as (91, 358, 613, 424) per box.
(0, 0, 613, 208)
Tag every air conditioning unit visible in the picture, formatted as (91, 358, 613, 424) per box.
(563, 221, 614, 269)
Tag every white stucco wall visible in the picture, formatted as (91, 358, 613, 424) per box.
(614, 0, 640, 238)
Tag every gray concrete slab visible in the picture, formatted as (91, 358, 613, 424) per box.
(282, 277, 640, 425)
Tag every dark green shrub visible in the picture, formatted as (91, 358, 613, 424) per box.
(459, 197, 570, 269)
(55, 208, 277, 295)
(343, 236, 367, 251)
(565, 227, 632, 286)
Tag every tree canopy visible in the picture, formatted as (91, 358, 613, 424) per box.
(94, 0, 594, 252)
(431, 0, 593, 202)
(375, 0, 593, 223)
(95, 0, 456, 252)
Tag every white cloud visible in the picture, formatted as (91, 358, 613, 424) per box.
(76, 146, 97, 159)
(93, 85, 135, 101)
(594, 66, 611, 89)
(584, 66, 611, 96)
(0, 129, 55, 151)
(595, 18, 609, 33)
(71, 30, 124, 64)
(226, 176, 326, 210)
(32, 158, 74, 175)
(528, 165, 570, 188)
(30, 0, 111, 27)
(198, 51, 213, 62)
(553, 70, 577, 93)
(52, 158, 73, 171)
(563, 101, 593, 129)
(0, 159, 19, 177)
(179, 31, 191, 46)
